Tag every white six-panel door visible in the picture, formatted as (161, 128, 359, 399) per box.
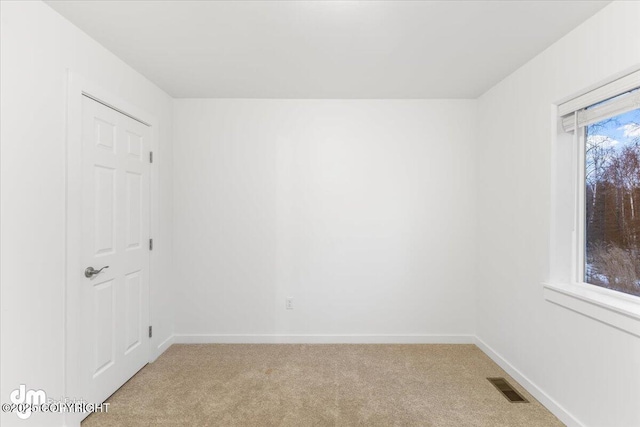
(80, 95, 150, 407)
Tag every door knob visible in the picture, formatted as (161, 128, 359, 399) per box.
(85, 266, 109, 278)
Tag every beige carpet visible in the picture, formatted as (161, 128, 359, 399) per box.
(82, 344, 562, 427)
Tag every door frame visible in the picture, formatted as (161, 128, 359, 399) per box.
(64, 70, 158, 426)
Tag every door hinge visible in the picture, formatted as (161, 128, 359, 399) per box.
(149, 151, 153, 163)
(149, 238, 153, 250)
(148, 326, 152, 338)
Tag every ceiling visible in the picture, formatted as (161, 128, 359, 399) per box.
(46, 1, 610, 99)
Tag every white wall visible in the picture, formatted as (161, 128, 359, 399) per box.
(173, 99, 477, 341)
(476, 2, 640, 427)
(0, 2, 174, 426)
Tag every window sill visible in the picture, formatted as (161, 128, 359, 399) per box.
(543, 282, 640, 337)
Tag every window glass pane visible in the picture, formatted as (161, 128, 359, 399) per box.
(585, 108, 640, 297)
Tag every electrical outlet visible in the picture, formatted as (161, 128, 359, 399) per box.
(286, 297, 294, 310)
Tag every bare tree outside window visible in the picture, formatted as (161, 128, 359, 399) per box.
(585, 108, 640, 297)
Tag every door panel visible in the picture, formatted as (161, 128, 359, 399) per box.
(81, 96, 150, 407)
(93, 166, 116, 255)
(125, 171, 142, 249)
(124, 270, 142, 354)
(93, 279, 115, 377)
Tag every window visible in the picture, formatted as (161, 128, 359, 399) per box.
(544, 72, 640, 335)
(584, 104, 640, 296)
(559, 74, 640, 298)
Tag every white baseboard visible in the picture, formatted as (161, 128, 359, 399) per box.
(474, 336, 583, 427)
(173, 334, 475, 344)
(150, 334, 175, 362)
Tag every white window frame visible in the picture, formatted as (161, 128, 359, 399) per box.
(544, 69, 640, 337)
(575, 123, 587, 287)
